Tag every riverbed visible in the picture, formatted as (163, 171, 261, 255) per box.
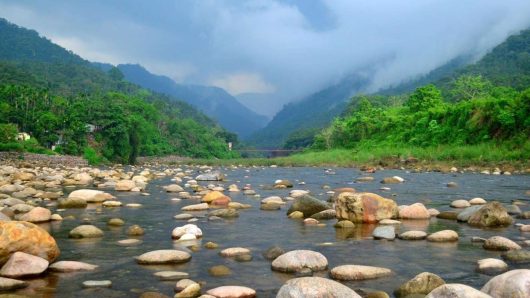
(10, 166, 530, 297)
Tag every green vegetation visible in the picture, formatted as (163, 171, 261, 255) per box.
(0, 18, 237, 164)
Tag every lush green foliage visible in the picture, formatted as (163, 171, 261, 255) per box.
(0, 17, 238, 163)
(313, 77, 530, 159)
(0, 84, 237, 163)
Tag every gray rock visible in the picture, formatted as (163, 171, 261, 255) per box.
(310, 209, 336, 220)
(209, 208, 239, 218)
(271, 250, 328, 273)
(330, 264, 392, 281)
(286, 194, 330, 218)
(372, 226, 396, 240)
(135, 250, 191, 264)
(456, 205, 483, 222)
(262, 246, 284, 260)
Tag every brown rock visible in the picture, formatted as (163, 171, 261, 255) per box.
(0, 221, 60, 266)
(399, 203, 430, 219)
(468, 202, 513, 228)
(335, 192, 398, 223)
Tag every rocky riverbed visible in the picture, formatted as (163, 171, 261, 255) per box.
(0, 161, 529, 297)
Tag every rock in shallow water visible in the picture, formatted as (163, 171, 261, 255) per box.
(335, 192, 398, 223)
(271, 250, 328, 273)
(426, 283, 492, 298)
(0, 276, 27, 291)
(483, 236, 521, 251)
(153, 271, 188, 281)
(276, 277, 361, 298)
(0, 221, 60, 265)
(476, 258, 508, 275)
(69, 225, 104, 238)
(394, 272, 445, 297)
(206, 286, 256, 298)
(0, 251, 48, 278)
(372, 226, 396, 240)
(286, 194, 330, 218)
(399, 203, 430, 219)
(82, 280, 112, 288)
(219, 247, 250, 257)
(49, 261, 98, 272)
(481, 269, 530, 298)
(135, 250, 191, 264)
(330, 264, 392, 281)
(427, 230, 458, 242)
(399, 230, 427, 240)
(468, 202, 513, 228)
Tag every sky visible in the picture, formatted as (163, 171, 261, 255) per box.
(1, 0, 530, 117)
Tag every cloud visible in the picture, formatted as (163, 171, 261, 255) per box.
(210, 72, 276, 95)
(1, 0, 530, 117)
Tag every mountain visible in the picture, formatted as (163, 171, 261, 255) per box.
(114, 64, 269, 138)
(248, 74, 370, 147)
(0, 17, 235, 162)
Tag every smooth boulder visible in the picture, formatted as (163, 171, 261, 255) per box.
(0, 221, 60, 265)
(276, 277, 361, 298)
(69, 225, 104, 238)
(0, 251, 48, 278)
(135, 250, 191, 264)
(399, 203, 430, 219)
(481, 269, 530, 298)
(206, 286, 256, 298)
(271, 250, 328, 273)
(426, 284, 492, 298)
(330, 264, 392, 281)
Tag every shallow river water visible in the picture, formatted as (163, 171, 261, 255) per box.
(12, 166, 530, 297)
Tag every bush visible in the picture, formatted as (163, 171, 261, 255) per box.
(83, 147, 106, 165)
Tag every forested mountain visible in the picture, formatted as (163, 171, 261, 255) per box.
(111, 64, 269, 138)
(310, 29, 530, 158)
(0, 18, 236, 163)
(248, 74, 370, 147)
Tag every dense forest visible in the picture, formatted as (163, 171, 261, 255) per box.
(312, 77, 529, 157)
(0, 18, 237, 163)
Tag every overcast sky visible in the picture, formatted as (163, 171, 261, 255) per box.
(1, 0, 530, 116)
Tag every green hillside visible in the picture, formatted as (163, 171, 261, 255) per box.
(308, 29, 530, 163)
(0, 18, 236, 163)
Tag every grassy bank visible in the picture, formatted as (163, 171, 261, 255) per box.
(185, 143, 530, 170)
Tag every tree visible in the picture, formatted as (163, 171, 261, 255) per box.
(108, 67, 124, 81)
(406, 84, 443, 112)
(451, 75, 491, 101)
(0, 123, 18, 143)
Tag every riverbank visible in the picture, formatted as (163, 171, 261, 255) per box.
(182, 145, 530, 174)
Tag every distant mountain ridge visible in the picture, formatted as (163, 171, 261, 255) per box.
(248, 73, 371, 147)
(112, 64, 269, 138)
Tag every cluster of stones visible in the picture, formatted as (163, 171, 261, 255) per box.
(3, 160, 530, 297)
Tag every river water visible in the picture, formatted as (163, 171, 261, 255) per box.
(13, 166, 530, 297)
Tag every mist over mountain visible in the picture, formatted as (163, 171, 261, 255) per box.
(113, 64, 269, 138)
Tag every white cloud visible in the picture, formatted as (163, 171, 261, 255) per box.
(210, 72, 276, 95)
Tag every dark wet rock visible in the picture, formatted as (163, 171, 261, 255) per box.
(483, 236, 521, 251)
(468, 202, 513, 228)
(208, 265, 232, 277)
(262, 246, 285, 260)
(126, 225, 144, 236)
(501, 250, 530, 263)
(209, 208, 239, 218)
(394, 272, 445, 297)
(334, 220, 355, 228)
(286, 194, 330, 218)
(57, 197, 87, 208)
(310, 209, 336, 220)
(436, 211, 459, 220)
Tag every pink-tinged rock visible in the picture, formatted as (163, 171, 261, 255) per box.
(17, 207, 51, 223)
(399, 203, 430, 219)
(276, 277, 361, 298)
(206, 286, 256, 298)
(426, 284, 492, 298)
(0, 251, 48, 278)
(271, 250, 328, 273)
(135, 250, 191, 264)
(49, 261, 98, 272)
(335, 192, 398, 223)
(481, 269, 530, 298)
